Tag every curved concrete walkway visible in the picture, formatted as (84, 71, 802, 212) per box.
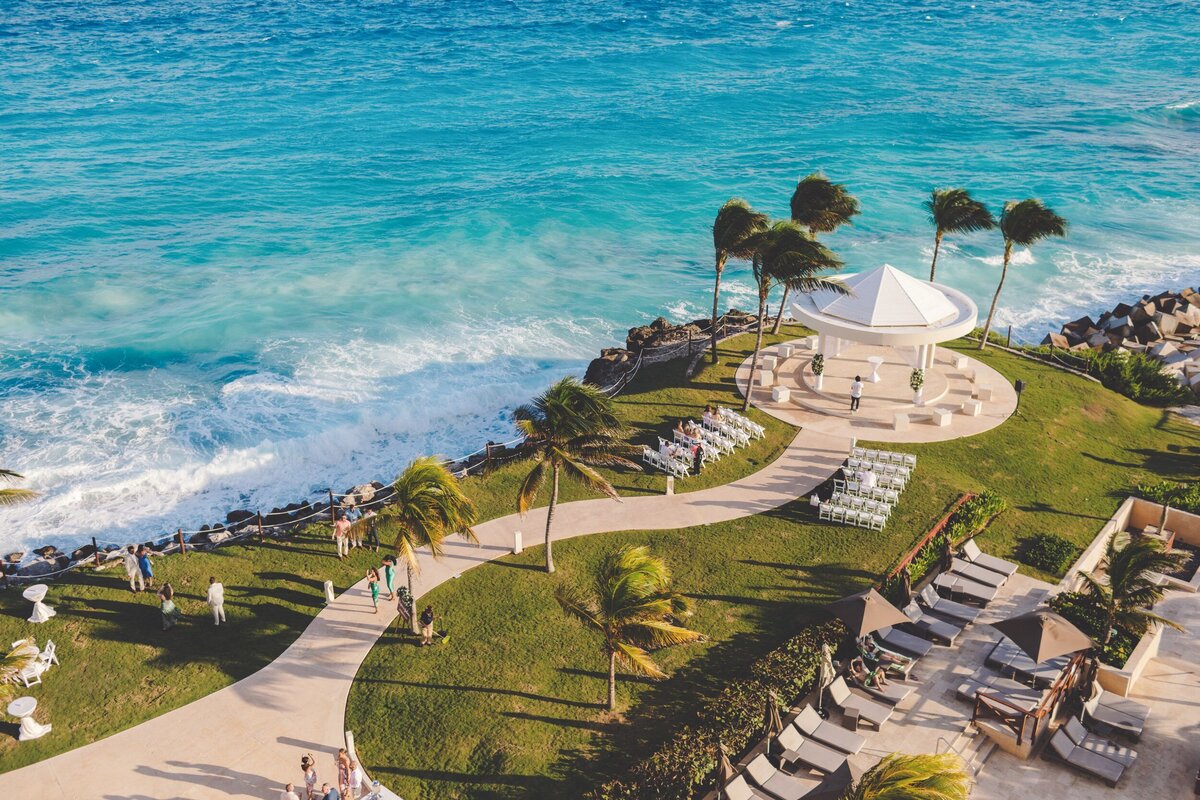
(1, 345, 1014, 799)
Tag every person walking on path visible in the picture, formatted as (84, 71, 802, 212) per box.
(158, 583, 181, 630)
(692, 443, 704, 476)
(122, 545, 143, 592)
(362, 508, 379, 551)
(367, 568, 381, 614)
(279, 783, 301, 800)
(332, 514, 350, 560)
(136, 545, 156, 590)
(300, 754, 318, 800)
(335, 748, 351, 798)
(345, 505, 362, 549)
(346, 760, 368, 800)
(849, 375, 864, 412)
(207, 576, 226, 626)
(382, 555, 396, 602)
(419, 604, 435, 646)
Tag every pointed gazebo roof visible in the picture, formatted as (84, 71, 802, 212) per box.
(811, 264, 959, 327)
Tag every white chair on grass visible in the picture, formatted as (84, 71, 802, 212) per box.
(38, 640, 59, 670)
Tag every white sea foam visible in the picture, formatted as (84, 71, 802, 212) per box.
(978, 248, 1036, 268)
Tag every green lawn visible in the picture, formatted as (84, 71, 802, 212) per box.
(0, 329, 799, 771)
(347, 343, 1198, 799)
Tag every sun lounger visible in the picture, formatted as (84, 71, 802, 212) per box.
(956, 668, 1047, 713)
(961, 538, 1018, 577)
(902, 602, 962, 645)
(725, 774, 776, 800)
(850, 673, 913, 705)
(1083, 683, 1150, 740)
(933, 573, 998, 605)
(985, 638, 1069, 688)
(828, 676, 892, 729)
(1048, 727, 1127, 786)
(745, 753, 821, 800)
(949, 557, 1007, 588)
(1062, 716, 1138, 768)
(794, 705, 865, 755)
(873, 625, 934, 659)
(776, 723, 847, 774)
(918, 584, 980, 625)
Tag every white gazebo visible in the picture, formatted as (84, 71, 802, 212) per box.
(790, 264, 978, 369)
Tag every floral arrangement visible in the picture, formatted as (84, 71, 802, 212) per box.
(811, 353, 825, 376)
(909, 368, 925, 392)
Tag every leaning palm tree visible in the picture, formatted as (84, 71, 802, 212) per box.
(925, 188, 996, 282)
(1077, 532, 1186, 649)
(555, 544, 703, 710)
(979, 199, 1066, 349)
(772, 173, 859, 332)
(711, 199, 769, 364)
(1, 642, 39, 703)
(742, 221, 845, 411)
(515, 378, 640, 574)
(378, 457, 479, 633)
(841, 752, 972, 800)
(0, 469, 37, 507)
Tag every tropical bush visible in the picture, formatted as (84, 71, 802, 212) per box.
(1048, 591, 1137, 667)
(1014, 346, 1192, 406)
(811, 352, 825, 376)
(1020, 532, 1081, 574)
(1136, 480, 1200, 514)
(594, 620, 846, 800)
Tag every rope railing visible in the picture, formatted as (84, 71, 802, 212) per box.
(5, 314, 768, 582)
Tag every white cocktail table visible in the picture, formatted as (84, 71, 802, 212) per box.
(7, 696, 52, 741)
(866, 356, 885, 383)
(22, 584, 56, 624)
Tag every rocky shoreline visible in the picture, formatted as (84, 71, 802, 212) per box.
(1041, 287, 1200, 397)
(3, 309, 759, 584)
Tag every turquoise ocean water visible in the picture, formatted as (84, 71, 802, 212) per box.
(1, 1, 1198, 552)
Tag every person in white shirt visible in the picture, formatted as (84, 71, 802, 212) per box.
(207, 576, 226, 625)
(659, 441, 674, 461)
(346, 760, 368, 800)
(122, 545, 143, 592)
(849, 375, 864, 412)
(860, 469, 877, 490)
(279, 783, 301, 800)
(333, 514, 351, 560)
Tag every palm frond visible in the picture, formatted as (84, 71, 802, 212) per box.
(1000, 199, 1068, 247)
(926, 188, 996, 235)
(845, 752, 972, 800)
(625, 619, 706, 649)
(790, 172, 860, 234)
(516, 458, 549, 516)
(612, 641, 668, 679)
(714, 198, 770, 260)
(557, 453, 620, 502)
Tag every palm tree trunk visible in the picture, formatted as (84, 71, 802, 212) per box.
(742, 287, 768, 412)
(543, 465, 559, 573)
(770, 287, 789, 334)
(710, 255, 725, 364)
(1159, 497, 1170, 535)
(607, 649, 618, 711)
(929, 231, 943, 282)
(978, 240, 1012, 350)
(407, 563, 419, 634)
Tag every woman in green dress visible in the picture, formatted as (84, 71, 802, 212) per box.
(367, 567, 381, 614)
(382, 556, 396, 602)
(159, 583, 182, 630)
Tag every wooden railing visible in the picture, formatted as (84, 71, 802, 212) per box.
(971, 652, 1086, 746)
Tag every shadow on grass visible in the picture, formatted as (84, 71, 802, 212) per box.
(354, 678, 605, 710)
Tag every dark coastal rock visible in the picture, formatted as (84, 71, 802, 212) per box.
(188, 532, 210, 545)
(226, 509, 257, 526)
(16, 560, 56, 578)
(70, 545, 96, 562)
(1042, 333, 1069, 349)
(584, 348, 635, 387)
(34, 545, 58, 558)
(6, 552, 24, 564)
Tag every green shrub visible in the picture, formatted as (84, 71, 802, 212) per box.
(1048, 591, 1137, 667)
(1020, 533, 1081, 575)
(1017, 346, 1193, 407)
(1136, 480, 1200, 514)
(595, 620, 847, 800)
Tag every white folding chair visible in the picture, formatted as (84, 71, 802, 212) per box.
(865, 449, 878, 462)
(19, 664, 42, 688)
(847, 481, 860, 495)
(39, 640, 58, 669)
(870, 514, 886, 531)
(851, 446, 865, 459)
(832, 478, 846, 493)
(819, 503, 832, 521)
(904, 454, 917, 468)
(831, 506, 846, 524)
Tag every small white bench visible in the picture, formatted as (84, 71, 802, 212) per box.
(777, 343, 795, 359)
(962, 399, 983, 417)
(771, 386, 791, 403)
(757, 370, 774, 388)
(953, 354, 969, 370)
(964, 367, 976, 383)
(800, 335, 816, 350)
(761, 355, 777, 372)
(932, 408, 953, 427)
(893, 413, 910, 431)
(975, 383, 994, 402)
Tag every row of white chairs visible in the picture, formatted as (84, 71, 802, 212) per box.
(845, 459, 911, 482)
(678, 423, 736, 456)
(818, 503, 887, 530)
(831, 481, 899, 504)
(827, 491, 893, 517)
(703, 417, 750, 448)
(850, 446, 916, 468)
(717, 406, 765, 439)
(643, 445, 690, 478)
(840, 472, 906, 492)
(9, 638, 60, 688)
(673, 430, 724, 462)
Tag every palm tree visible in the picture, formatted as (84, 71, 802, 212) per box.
(841, 752, 972, 800)
(1, 642, 39, 703)
(378, 457, 479, 633)
(925, 188, 996, 282)
(773, 173, 859, 333)
(742, 221, 845, 412)
(0, 469, 37, 507)
(515, 378, 640, 574)
(979, 199, 1066, 349)
(555, 545, 703, 710)
(711, 199, 769, 364)
(1077, 532, 1186, 649)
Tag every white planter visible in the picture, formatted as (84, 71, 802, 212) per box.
(912, 388, 924, 406)
(1097, 625, 1162, 697)
(814, 374, 824, 391)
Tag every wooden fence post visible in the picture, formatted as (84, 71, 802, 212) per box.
(258, 514, 265, 543)
(92, 537, 101, 567)
(177, 528, 186, 554)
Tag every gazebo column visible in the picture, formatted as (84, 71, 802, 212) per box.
(925, 344, 937, 369)
(817, 332, 828, 357)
